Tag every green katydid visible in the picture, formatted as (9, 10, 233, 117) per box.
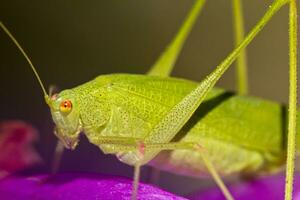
(0, 0, 297, 200)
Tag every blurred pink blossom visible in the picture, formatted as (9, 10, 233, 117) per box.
(0, 121, 41, 177)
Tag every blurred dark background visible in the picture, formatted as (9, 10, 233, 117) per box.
(0, 0, 298, 197)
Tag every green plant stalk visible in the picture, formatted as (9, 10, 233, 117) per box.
(232, 0, 248, 95)
(284, 0, 298, 200)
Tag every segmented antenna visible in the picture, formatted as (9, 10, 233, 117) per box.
(0, 22, 48, 97)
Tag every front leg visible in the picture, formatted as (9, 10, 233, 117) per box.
(88, 137, 234, 200)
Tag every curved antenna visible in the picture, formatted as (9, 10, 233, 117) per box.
(0, 22, 48, 98)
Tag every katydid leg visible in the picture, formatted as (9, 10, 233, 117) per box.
(147, 0, 206, 185)
(107, 140, 234, 200)
(143, 141, 234, 200)
(232, 0, 248, 95)
(51, 141, 64, 173)
(142, 0, 288, 199)
(132, 162, 142, 200)
(147, 0, 206, 77)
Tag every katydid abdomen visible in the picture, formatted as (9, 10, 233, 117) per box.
(66, 73, 291, 178)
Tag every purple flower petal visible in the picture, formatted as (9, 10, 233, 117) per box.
(189, 173, 300, 200)
(0, 172, 187, 200)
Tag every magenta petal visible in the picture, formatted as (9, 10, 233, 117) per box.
(0, 172, 187, 200)
(0, 121, 41, 174)
(189, 173, 300, 200)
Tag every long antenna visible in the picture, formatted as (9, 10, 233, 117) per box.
(0, 22, 48, 97)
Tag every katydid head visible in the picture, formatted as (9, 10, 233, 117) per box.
(0, 22, 82, 150)
(46, 90, 82, 150)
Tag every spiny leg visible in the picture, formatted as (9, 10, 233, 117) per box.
(199, 151, 234, 200)
(147, 0, 206, 182)
(143, 1, 288, 199)
(107, 141, 234, 200)
(145, 142, 234, 200)
(284, 0, 298, 199)
(147, 0, 206, 77)
(232, 0, 248, 95)
(143, 0, 288, 151)
(88, 137, 232, 199)
(144, 0, 289, 154)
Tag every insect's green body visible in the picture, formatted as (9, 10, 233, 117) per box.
(1, 0, 297, 198)
(55, 73, 294, 178)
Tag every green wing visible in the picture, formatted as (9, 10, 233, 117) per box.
(96, 74, 286, 155)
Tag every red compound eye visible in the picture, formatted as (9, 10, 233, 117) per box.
(59, 100, 72, 114)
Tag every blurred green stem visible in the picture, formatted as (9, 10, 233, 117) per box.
(284, 0, 298, 200)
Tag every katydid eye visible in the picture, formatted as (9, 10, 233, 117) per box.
(59, 100, 72, 114)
